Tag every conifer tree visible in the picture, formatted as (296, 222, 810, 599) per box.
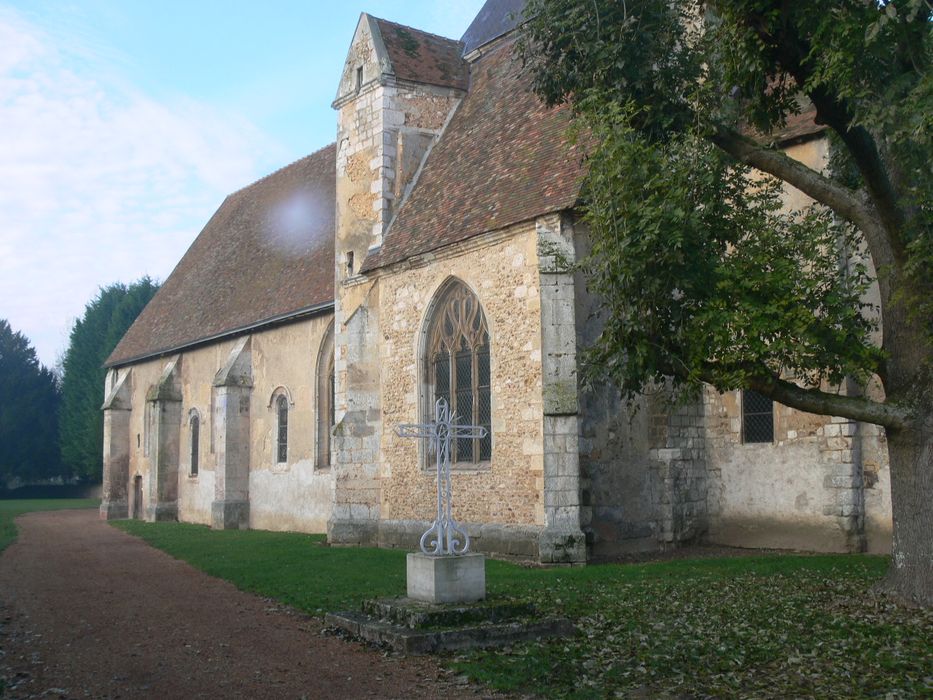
(60, 278, 159, 481)
(0, 320, 62, 484)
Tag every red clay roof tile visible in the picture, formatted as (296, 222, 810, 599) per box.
(106, 144, 336, 367)
(374, 18, 468, 91)
(362, 38, 585, 272)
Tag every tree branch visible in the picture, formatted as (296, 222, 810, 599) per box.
(745, 374, 911, 433)
(708, 123, 900, 275)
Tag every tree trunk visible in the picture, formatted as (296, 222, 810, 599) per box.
(883, 406, 933, 607)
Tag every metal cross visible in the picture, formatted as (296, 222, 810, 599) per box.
(395, 397, 487, 556)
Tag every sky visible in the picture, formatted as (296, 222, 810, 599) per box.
(0, 0, 486, 368)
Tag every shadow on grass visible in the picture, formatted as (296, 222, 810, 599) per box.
(113, 519, 931, 699)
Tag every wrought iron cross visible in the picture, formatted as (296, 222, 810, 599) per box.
(395, 398, 487, 556)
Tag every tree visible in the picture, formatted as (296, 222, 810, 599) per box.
(519, 0, 931, 604)
(60, 278, 160, 481)
(0, 320, 63, 484)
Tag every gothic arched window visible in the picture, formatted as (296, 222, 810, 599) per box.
(426, 281, 492, 465)
(316, 321, 336, 468)
(276, 394, 289, 464)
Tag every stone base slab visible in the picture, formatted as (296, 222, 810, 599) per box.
(407, 552, 485, 604)
(211, 500, 249, 530)
(538, 527, 587, 564)
(379, 520, 542, 560)
(99, 499, 128, 520)
(325, 596, 575, 655)
(327, 518, 378, 547)
(146, 503, 178, 523)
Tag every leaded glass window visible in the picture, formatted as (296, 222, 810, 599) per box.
(276, 395, 289, 463)
(742, 390, 774, 443)
(426, 282, 492, 465)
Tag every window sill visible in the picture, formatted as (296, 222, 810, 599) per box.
(422, 461, 491, 474)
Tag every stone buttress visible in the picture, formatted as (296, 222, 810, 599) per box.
(145, 356, 182, 522)
(211, 337, 253, 529)
(328, 14, 466, 545)
(100, 368, 133, 520)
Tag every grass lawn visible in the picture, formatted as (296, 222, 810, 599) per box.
(0, 498, 100, 552)
(114, 520, 932, 698)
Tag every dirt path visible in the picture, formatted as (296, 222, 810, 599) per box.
(0, 510, 501, 699)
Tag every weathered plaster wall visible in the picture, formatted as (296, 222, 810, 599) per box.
(116, 316, 335, 533)
(704, 386, 884, 552)
(704, 135, 892, 553)
(248, 316, 335, 533)
(376, 223, 545, 533)
(176, 340, 236, 525)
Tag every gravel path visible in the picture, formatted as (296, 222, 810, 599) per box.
(0, 510, 502, 699)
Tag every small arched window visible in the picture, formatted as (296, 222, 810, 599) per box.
(276, 394, 289, 464)
(189, 411, 200, 476)
(425, 281, 492, 465)
(316, 322, 336, 468)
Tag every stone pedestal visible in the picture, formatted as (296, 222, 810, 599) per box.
(406, 553, 486, 604)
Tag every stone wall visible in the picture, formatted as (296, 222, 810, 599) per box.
(704, 385, 892, 553)
(572, 222, 709, 557)
(376, 222, 545, 533)
(109, 315, 335, 533)
(329, 15, 465, 545)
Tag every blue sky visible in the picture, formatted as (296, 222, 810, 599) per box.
(0, 1, 485, 366)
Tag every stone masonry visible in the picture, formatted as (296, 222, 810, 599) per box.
(329, 15, 466, 546)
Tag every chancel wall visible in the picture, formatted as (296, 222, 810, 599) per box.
(374, 222, 546, 554)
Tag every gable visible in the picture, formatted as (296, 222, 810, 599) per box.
(361, 38, 586, 273)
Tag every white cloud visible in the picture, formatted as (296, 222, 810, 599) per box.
(0, 7, 284, 367)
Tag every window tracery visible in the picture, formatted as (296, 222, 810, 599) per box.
(426, 282, 492, 465)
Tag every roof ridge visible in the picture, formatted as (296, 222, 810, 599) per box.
(226, 142, 336, 198)
(371, 15, 462, 46)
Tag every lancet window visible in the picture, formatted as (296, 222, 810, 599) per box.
(276, 394, 289, 463)
(316, 322, 336, 469)
(425, 282, 492, 465)
(189, 411, 200, 476)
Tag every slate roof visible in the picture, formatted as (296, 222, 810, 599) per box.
(106, 144, 336, 367)
(374, 18, 468, 91)
(361, 37, 585, 273)
(461, 0, 526, 55)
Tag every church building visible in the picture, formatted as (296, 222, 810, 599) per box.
(100, 0, 893, 562)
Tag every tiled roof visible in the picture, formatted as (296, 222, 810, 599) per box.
(770, 107, 825, 143)
(106, 144, 336, 367)
(361, 38, 585, 273)
(374, 18, 468, 91)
